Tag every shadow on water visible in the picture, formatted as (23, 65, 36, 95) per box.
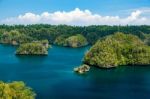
(16, 55, 48, 65)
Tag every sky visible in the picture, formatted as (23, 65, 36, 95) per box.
(0, 0, 150, 25)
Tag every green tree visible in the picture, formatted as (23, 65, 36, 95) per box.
(0, 81, 36, 99)
(16, 40, 49, 55)
(84, 32, 150, 68)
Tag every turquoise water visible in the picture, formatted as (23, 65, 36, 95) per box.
(0, 44, 150, 99)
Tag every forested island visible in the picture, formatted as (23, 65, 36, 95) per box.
(0, 81, 36, 99)
(54, 34, 88, 48)
(83, 32, 150, 68)
(16, 40, 49, 55)
(0, 30, 33, 45)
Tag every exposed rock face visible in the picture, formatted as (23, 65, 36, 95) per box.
(12, 40, 18, 45)
(74, 64, 90, 74)
(83, 32, 150, 68)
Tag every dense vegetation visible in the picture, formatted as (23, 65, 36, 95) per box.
(0, 30, 34, 45)
(54, 34, 88, 47)
(144, 34, 150, 46)
(0, 81, 36, 99)
(84, 33, 150, 68)
(0, 25, 150, 46)
(16, 40, 49, 55)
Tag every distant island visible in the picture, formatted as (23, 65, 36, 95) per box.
(0, 25, 150, 47)
(0, 30, 33, 45)
(16, 40, 50, 55)
(54, 34, 88, 48)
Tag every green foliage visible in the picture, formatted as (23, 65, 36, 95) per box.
(64, 34, 88, 48)
(143, 33, 150, 46)
(16, 40, 49, 55)
(84, 32, 150, 68)
(54, 34, 88, 48)
(0, 31, 3, 39)
(0, 81, 36, 99)
(54, 35, 69, 46)
(0, 24, 150, 46)
(0, 30, 34, 45)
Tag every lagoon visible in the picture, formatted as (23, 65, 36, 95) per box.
(0, 44, 150, 99)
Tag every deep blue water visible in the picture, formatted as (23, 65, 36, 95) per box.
(0, 44, 150, 99)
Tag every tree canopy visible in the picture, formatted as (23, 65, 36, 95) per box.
(84, 32, 150, 68)
(0, 81, 36, 99)
(54, 34, 88, 48)
(16, 40, 49, 55)
(0, 30, 34, 45)
(0, 24, 149, 46)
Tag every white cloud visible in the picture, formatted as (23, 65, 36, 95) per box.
(0, 8, 150, 25)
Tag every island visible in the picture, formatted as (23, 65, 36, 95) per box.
(83, 32, 150, 68)
(0, 30, 33, 45)
(16, 40, 50, 55)
(54, 34, 88, 48)
(0, 81, 36, 99)
(74, 64, 90, 74)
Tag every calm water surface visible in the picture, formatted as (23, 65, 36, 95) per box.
(0, 44, 150, 99)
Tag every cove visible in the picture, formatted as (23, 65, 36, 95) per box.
(0, 44, 150, 99)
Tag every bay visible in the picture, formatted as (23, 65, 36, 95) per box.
(0, 44, 150, 99)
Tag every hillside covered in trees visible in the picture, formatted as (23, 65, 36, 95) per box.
(0, 81, 36, 99)
(16, 40, 49, 55)
(54, 34, 88, 48)
(0, 25, 150, 47)
(83, 33, 150, 68)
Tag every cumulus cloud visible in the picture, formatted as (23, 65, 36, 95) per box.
(0, 8, 150, 25)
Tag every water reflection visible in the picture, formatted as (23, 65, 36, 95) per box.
(16, 55, 48, 65)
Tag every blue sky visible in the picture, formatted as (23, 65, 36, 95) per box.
(0, 0, 150, 25)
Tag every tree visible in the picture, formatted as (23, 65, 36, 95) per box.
(0, 81, 36, 99)
(84, 32, 150, 68)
